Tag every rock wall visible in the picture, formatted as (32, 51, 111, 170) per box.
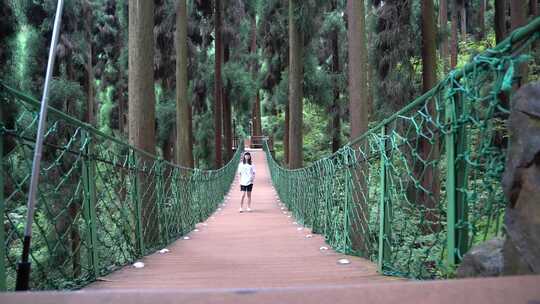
(501, 82, 540, 275)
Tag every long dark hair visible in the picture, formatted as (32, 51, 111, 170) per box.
(242, 152, 252, 165)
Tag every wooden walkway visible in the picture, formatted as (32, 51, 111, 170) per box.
(88, 149, 394, 289)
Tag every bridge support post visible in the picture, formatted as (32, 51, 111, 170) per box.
(446, 95, 457, 268)
(81, 131, 99, 278)
(445, 87, 469, 269)
(455, 92, 470, 264)
(310, 164, 322, 234)
(130, 151, 145, 256)
(0, 129, 6, 290)
(155, 161, 165, 246)
(377, 125, 390, 273)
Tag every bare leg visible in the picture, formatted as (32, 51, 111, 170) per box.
(247, 191, 252, 209)
(240, 192, 246, 209)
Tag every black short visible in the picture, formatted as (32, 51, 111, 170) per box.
(240, 184, 253, 192)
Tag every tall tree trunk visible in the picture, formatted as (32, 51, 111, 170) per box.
(129, 0, 157, 154)
(223, 42, 232, 161)
(459, 0, 467, 37)
(530, 0, 538, 75)
(176, 0, 193, 168)
(439, 0, 449, 71)
(129, 0, 157, 244)
(251, 99, 257, 137)
(214, 0, 223, 168)
(119, 96, 126, 134)
(347, 0, 369, 254)
(249, 15, 262, 143)
(252, 93, 262, 138)
(65, 41, 85, 281)
(365, 4, 374, 120)
(421, 0, 438, 130)
(84, 1, 95, 125)
(288, 0, 304, 169)
(510, 2, 527, 38)
(347, 0, 368, 140)
(284, 105, 290, 166)
(331, 14, 341, 153)
(188, 98, 194, 157)
(511, 0, 528, 87)
(116, 2, 128, 136)
(493, 0, 510, 149)
(477, 0, 486, 40)
(250, 16, 257, 60)
(450, 0, 459, 68)
(223, 86, 232, 159)
(420, 0, 440, 231)
(257, 94, 262, 136)
(495, 0, 507, 43)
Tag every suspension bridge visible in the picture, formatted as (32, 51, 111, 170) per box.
(1, 12, 540, 304)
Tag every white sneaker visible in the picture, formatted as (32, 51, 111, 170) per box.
(247, 207, 252, 212)
(239, 208, 244, 213)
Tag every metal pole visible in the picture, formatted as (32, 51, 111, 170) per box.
(377, 125, 388, 273)
(0, 128, 6, 291)
(15, 0, 64, 291)
(445, 92, 457, 269)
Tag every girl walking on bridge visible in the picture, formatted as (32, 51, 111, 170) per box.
(238, 152, 256, 213)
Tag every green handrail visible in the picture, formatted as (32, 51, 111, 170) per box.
(265, 17, 540, 279)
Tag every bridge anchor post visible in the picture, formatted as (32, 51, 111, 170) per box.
(445, 85, 470, 270)
(130, 151, 145, 256)
(377, 125, 391, 273)
(81, 130, 99, 278)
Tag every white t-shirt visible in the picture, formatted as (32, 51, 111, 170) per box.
(238, 163, 256, 186)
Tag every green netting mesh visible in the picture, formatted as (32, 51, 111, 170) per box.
(265, 18, 540, 279)
(0, 84, 242, 290)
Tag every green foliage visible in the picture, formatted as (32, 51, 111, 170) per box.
(302, 103, 332, 163)
(243, 0, 261, 17)
(456, 32, 496, 69)
(303, 51, 333, 107)
(223, 61, 257, 112)
(155, 86, 176, 149)
(292, 0, 326, 41)
(258, 0, 288, 91)
(97, 84, 114, 135)
(320, 9, 345, 36)
(271, 70, 288, 108)
(193, 108, 215, 169)
(48, 78, 86, 119)
(5, 16, 42, 91)
(369, 0, 421, 119)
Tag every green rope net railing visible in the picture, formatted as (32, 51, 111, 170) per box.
(0, 84, 243, 290)
(265, 18, 540, 279)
